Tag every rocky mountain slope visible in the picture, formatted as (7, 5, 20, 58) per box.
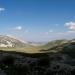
(0, 35, 31, 48)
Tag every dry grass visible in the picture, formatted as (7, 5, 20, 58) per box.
(0, 46, 42, 53)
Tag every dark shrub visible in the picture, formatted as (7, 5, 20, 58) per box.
(1, 55, 15, 66)
(37, 56, 50, 67)
(62, 45, 75, 58)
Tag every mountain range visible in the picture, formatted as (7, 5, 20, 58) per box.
(0, 35, 75, 54)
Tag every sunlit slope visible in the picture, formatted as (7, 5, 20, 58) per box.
(0, 46, 41, 53)
(0, 35, 32, 48)
(0, 37, 75, 53)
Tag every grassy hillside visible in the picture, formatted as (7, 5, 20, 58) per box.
(40, 39, 68, 49)
(0, 46, 41, 53)
(0, 39, 75, 54)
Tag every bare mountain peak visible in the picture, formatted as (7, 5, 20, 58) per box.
(0, 35, 30, 48)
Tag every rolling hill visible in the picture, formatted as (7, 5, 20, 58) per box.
(0, 35, 75, 54)
(40, 39, 75, 53)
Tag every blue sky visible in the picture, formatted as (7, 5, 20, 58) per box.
(0, 0, 75, 42)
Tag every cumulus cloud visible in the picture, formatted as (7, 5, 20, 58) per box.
(14, 26, 22, 30)
(0, 8, 5, 12)
(65, 22, 75, 30)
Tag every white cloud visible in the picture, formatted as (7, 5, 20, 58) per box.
(0, 8, 5, 12)
(14, 26, 22, 30)
(13, 26, 29, 34)
(65, 22, 75, 30)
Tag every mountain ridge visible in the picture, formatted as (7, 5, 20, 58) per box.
(0, 35, 31, 48)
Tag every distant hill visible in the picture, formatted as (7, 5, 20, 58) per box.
(40, 39, 75, 53)
(27, 42, 46, 46)
(40, 39, 68, 50)
(0, 35, 32, 48)
(1, 35, 75, 54)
